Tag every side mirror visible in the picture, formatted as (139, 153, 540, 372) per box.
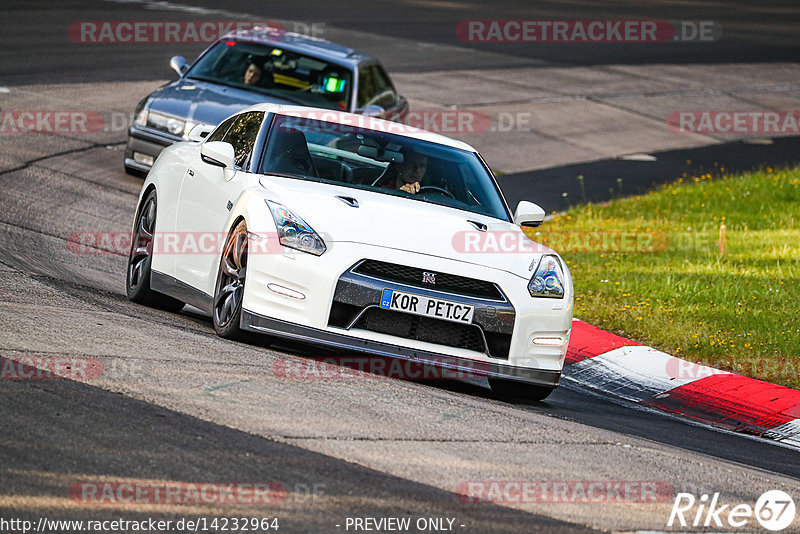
(513, 201, 545, 227)
(187, 123, 214, 143)
(356, 105, 385, 118)
(170, 56, 188, 76)
(201, 141, 235, 169)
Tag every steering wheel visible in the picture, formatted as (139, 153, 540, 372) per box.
(418, 185, 455, 199)
(341, 162, 354, 184)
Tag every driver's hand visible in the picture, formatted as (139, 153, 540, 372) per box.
(400, 182, 420, 194)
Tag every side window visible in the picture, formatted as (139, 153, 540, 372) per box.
(357, 65, 395, 109)
(206, 116, 235, 143)
(221, 112, 264, 170)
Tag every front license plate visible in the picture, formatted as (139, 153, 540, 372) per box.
(379, 289, 474, 324)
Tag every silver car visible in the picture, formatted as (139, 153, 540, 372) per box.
(125, 28, 408, 176)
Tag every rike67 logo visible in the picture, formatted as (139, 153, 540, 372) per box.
(668, 490, 796, 531)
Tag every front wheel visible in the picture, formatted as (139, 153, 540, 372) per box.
(212, 220, 249, 339)
(489, 378, 554, 402)
(126, 189, 185, 312)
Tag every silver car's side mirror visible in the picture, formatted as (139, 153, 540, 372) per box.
(201, 141, 235, 169)
(356, 105, 385, 118)
(170, 56, 188, 76)
(513, 201, 546, 227)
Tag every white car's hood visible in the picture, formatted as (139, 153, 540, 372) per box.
(259, 175, 553, 279)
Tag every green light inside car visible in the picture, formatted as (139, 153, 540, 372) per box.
(324, 77, 346, 93)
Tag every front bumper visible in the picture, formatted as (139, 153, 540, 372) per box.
(239, 241, 572, 376)
(241, 309, 561, 388)
(124, 126, 181, 172)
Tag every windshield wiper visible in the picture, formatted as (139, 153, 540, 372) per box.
(261, 171, 324, 183)
(185, 75, 238, 89)
(257, 90, 317, 107)
(185, 76, 319, 106)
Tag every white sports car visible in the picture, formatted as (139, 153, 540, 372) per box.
(126, 104, 573, 400)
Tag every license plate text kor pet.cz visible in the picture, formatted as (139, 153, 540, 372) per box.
(380, 289, 474, 323)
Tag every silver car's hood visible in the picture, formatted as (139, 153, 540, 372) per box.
(146, 79, 292, 127)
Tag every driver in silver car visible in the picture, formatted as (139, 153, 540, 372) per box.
(243, 63, 263, 86)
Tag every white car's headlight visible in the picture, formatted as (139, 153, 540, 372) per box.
(266, 200, 326, 256)
(528, 254, 565, 298)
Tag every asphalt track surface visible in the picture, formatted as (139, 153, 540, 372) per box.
(4, 0, 800, 85)
(1, 1, 800, 532)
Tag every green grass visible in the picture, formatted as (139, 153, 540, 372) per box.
(530, 167, 800, 388)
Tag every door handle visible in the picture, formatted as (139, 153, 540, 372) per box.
(187, 169, 195, 177)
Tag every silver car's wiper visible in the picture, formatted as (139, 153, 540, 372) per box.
(185, 76, 316, 107)
(185, 75, 238, 90)
(256, 90, 315, 107)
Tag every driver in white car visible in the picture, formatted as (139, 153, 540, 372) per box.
(383, 152, 428, 194)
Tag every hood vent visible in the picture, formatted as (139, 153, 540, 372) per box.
(336, 196, 359, 208)
(467, 220, 488, 232)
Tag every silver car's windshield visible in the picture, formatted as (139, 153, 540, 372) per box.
(258, 114, 511, 222)
(186, 41, 352, 111)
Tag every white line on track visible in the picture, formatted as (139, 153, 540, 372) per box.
(102, 0, 257, 19)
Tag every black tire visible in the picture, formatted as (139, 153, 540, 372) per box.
(126, 189, 185, 312)
(212, 220, 249, 340)
(489, 378, 554, 401)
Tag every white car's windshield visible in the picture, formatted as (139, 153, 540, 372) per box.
(186, 41, 352, 111)
(258, 114, 511, 222)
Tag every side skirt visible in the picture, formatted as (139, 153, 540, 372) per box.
(151, 270, 213, 314)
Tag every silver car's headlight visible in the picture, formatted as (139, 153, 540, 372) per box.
(147, 111, 185, 136)
(528, 254, 565, 298)
(266, 200, 326, 256)
(134, 108, 148, 127)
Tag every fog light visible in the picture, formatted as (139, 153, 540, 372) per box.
(133, 152, 154, 166)
(532, 337, 564, 346)
(267, 283, 305, 300)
